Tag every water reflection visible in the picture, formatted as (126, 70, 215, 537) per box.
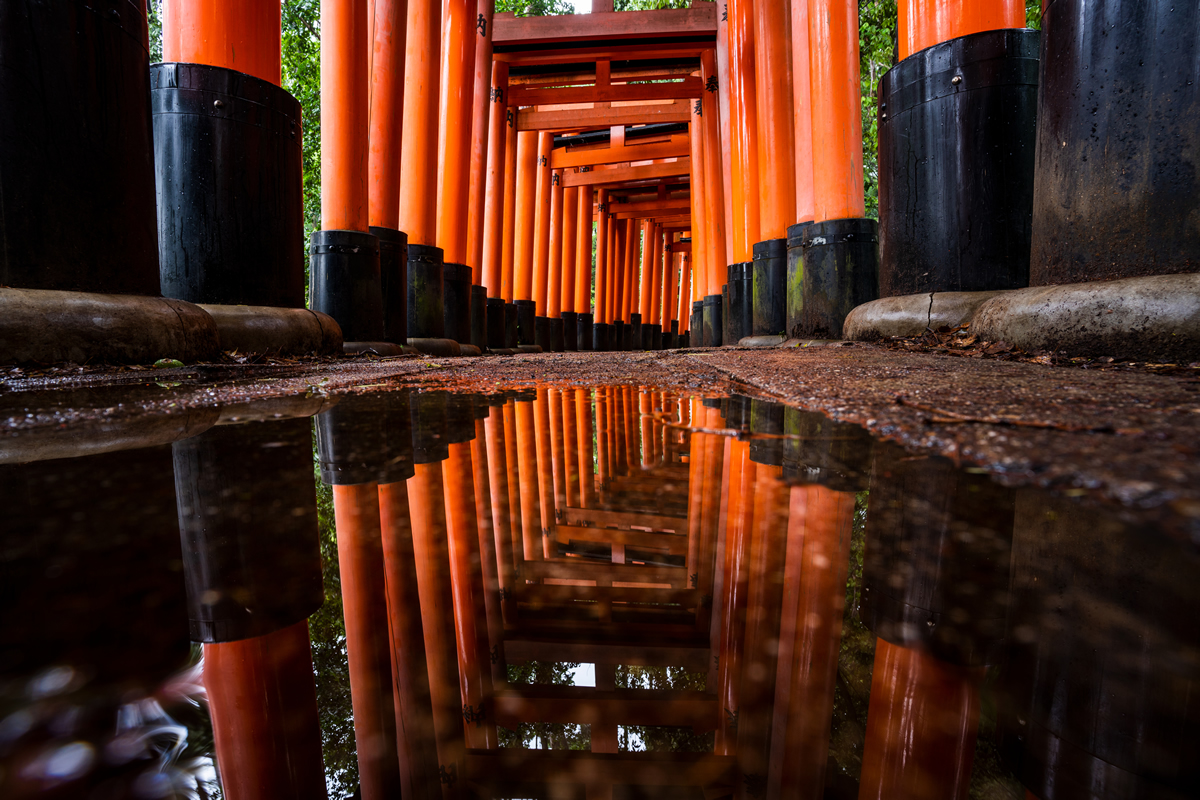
(1, 385, 1197, 799)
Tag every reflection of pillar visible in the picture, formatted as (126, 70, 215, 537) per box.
(858, 640, 982, 800)
(502, 402, 526, 563)
(715, 441, 753, 755)
(549, 388, 568, 514)
(483, 405, 518, 626)
(770, 486, 855, 798)
(205, 622, 327, 800)
(514, 398, 544, 560)
(613, 385, 628, 477)
(622, 385, 638, 472)
(444, 440, 498, 748)
(379, 481, 442, 799)
(576, 389, 598, 508)
(640, 390, 655, 468)
(406, 461, 467, 787)
(562, 389, 581, 508)
(534, 389, 557, 557)
(595, 389, 611, 492)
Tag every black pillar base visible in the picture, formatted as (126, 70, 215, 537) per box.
(613, 320, 625, 352)
(667, 319, 679, 349)
(593, 322, 610, 352)
(727, 262, 752, 345)
(622, 320, 634, 350)
(702, 294, 723, 347)
(515, 300, 536, 346)
(504, 302, 518, 348)
(470, 285, 487, 349)
(797, 218, 879, 339)
(680, 332, 690, 348)
(561, 311, 578, 351)
(641, 322, 652, 350)
(577, 312, 594, 350)
(442, 263, 472, 344)
(691, 301, 704, 346)
(407, 244, 445, 340)
(487, 297, 506, 349)
(535, 315, 551, 351)
(752, 238, 787, 336)
(370, 226, 408, 344)
(650, 324, 662, 350)
(629, 313, 642, 351)
(549, 317, 565, 352)
(310, 229, 385, 343)
(787, 222, 815, 339)
(722, 285, 731, 345)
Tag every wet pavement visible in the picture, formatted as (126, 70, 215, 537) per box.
(1, 362, 1198, 799)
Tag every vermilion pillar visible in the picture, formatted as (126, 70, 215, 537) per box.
(436, 0, 478, 264)
(726, 0, 760, 261)
(378, 483, 442, 799)
(533, 389, 558, 556)
(482, 407, 518, 626)
(663, 245, 677, 330)
(791, 0, 815, 222)
(701, 51, 729, 295)
(466, 0, 495, 271)
(650, 229, 664, 326)
(605, 212, 619, 324)
(399, 0, 440, 244)
(752, 0, 796, 239)
(574, 184, 594, 318)
(500, 114, 518, 302)
(163, 0, 281, 85)
(532, 132, 554, 314)
(899, 0, 1024, 59)
(502, 404, 525, 564)
(321, 0, 370, 232)
(689, 111, 709, 298)
(639, 219, 654, 319)
(678, 254, 691, 331)
(367, 0, 408, 230)
(858, 640, 983, 800)
(612, 219, 628, 323)
(575, 390, 597, 508)
(595, 189, 610, 324)
(561, 186, 579, 314)
(333, 485, 401, 799)
(405, 462, 467, 784)
(716, 7, 737, 268)
(481, 61, 509, 297)
(513, 131, 538, 302)
(514, 399, 544, 560)
(547, 170, 565, 318)
(204, 622, 327, 800)
(548, 389, 568, 520)
(808, 0, 865, 221)
(623, 218, 638, 320)
(469, 416, 506, 686)
(561, 389, 581, 507)
(715, 441, 753, 755)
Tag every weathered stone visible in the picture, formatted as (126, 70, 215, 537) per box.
(0, 287, 219, 366)
(844, 291, 1008, 340)
(972, 274, 1200, 362)
(200, 304, 342, 355)
(344, 341, 408, 356)
(738, 335, 787, 348)
(405, 338, 462, 357)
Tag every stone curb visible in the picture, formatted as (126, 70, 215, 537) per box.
(844, 275, 1200, 362)
(200, 304, 342, 356)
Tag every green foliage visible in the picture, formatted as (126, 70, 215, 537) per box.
(615, 665, 712, 753)
(307, 475, 360, 799)
(859, 0, 896, 220)
(1025, 0, 1043, 29)
(500, 661, 591, 750)
(615, 0, 692, 9)
(281, 1, 324, 298)
(147, 0, 163, 62)
(495, 0, 576, 15)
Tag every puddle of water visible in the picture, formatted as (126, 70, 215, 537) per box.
(1, 385, 1197, 800)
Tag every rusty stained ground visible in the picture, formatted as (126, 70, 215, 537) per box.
(2, 343, 1199, 544)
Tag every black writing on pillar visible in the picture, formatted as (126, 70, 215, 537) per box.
(552, 173, 561, 186)
(463, 704, 486, 727)
(506, 108, 515, 128)
(492, 86, 505, 103)
(726, 708, 739, 732)
(722, 4, 728, 21)
(580, 165, 591, 173)
(694, 99, 703, 116)
(491, 644, 500, 664)
(690, 573, 698, 588)
(743, 774, 767, 799)
(598, 203, 607, 213)
(477, 13, 487, 36)
(499, 587, 512, 601)
(439, 764, 458, 786)
(706, 76, 719, 93)
(539, 155, 548, 166)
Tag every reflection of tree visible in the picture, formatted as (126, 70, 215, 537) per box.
(308, 477, 360, 799)
(615, 665, 713, 753)
(500, 662, 591, 750)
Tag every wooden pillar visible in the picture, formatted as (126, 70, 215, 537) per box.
(405, 462, 467, 783)
(502, 404, 525, 571)
(769, 487, 854, 798)
(514, 398, 543, 560)
(367, 0, 408, 230)
(663, 244, 677, 329)
(613, 219, 628, 322)
(791, 0, 815, 223)
(204, 621, 327, 800)
(533, 388, 558, 557)
(595, 189, 610, 323)
(513, 131, 538, 302)
(532, 132, 553, 313)
(562, 389, 581, 508)
(399, 0, 441, 244)
(689, 105, 709, 298)
(333, 485, 401, 799)
(727, 0, 760, 260)
(717, 11, 736, 268)
(678, 254, 691, 331)
(858, 640, 983, 800)
(163, 0, 281, 84)
(715, 441, 753, 755)
(561, 185, 579, 314)
(595, 389, 611, 491)
(575, 184, 594, 317)
(443, 442, 498, 749)
(469, 416, 507, 686)
(481, 61, 508, 297)
(379, 482, 441, 799)
(701, 50, 729, 292)
(808, 0, 865, 221)
(899, 0, 1024, 59)
(549, 388, 568, 517)
(500, 107, 518, 301)
(650, 227, 664, 326)
(752, 0, 796, 241)
(548, 170, 565, 318)
(322, 0, 370, 232)
(623, 218, 638, 320)
(482, 407, 519, 627)
(437, 0, 478, 262)
(466, 0, 495, 272)
(639, 219, 654, 319)
(575, 389, 597, 508)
